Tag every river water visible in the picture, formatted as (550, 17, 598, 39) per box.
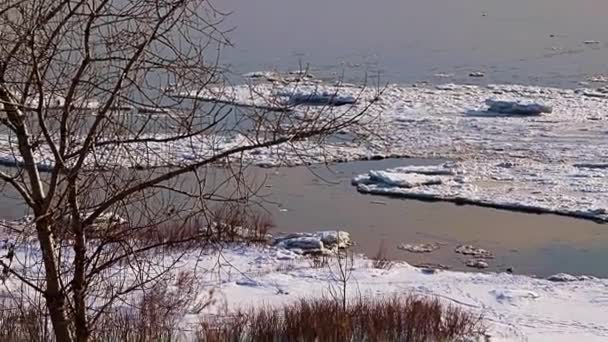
(218, 0, 608, 87)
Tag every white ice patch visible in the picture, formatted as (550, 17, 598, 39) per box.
(353, 160, 608, 222)
(2, 81, 608, 221)
(276, 89, 356, 106)
(272, 230, 352, 254)
(367, 170, 443, 188)
(397, 243, 441, 253)
(484, 99, 553, 116)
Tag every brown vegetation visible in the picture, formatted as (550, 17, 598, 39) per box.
(199, 296, 486, 342)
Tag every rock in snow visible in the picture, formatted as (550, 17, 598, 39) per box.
(485, 99, 553, 116)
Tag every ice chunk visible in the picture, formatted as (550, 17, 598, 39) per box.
(277, 90, 356, 106)
(547, 273, 581, 282)
(389, 164, 455, 176)
(273, 230, 352, 254)
(455, 245, 494, 258)
(315, 230, 352, 249)
(242, 71, 281, 82)
(368, 170, 443, 188)
(485, 99, 553, 116)
(465, 259, 489, 269)
(433, 73, 454, 78)
(588, 75, 608, 83)
(236, 279, 264, 287)
(397, 243, 440, 253)
(275, 236, 324, 253)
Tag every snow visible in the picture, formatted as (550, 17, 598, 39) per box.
(134, 245, 608, 341)
(210, 245, 608, 341)
(2, 239, 608, 341)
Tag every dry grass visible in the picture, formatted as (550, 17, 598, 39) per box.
(198, 296, 486, 342)
(0, 293, 485, 342)
(372, 240, 393, 270)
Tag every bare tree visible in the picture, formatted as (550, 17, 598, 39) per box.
(0, 0, 375, 341)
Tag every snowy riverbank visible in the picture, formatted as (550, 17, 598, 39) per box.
(3, 238, 607, 341)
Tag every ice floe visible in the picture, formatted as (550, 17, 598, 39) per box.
(2, 80, 608, 221)
(397, 243, 441, 253)
(276, 89, 356, 106)
(272, 230, 352, 254)
(466, 259, 489, 269)
(455, 245, 494, 259)
(352, 161, 608, 222)
(484, 99, 553, 116)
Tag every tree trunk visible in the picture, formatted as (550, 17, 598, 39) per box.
(37, 219, 73, 342)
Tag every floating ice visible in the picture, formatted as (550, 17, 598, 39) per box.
(588, 75, 608, 83)
(276, 90, 357, 107)
(433, 73, 454, 78)
(466, 259, 489, 269)
(455, 245, 494, 259)
(367, 171, 443, 188)
(484, 99, 553, 116)
(273, 230, 352, 254)
(352, 161, 608, 222)
(397, 243, 440, 253)
(3, 81, 608, 222)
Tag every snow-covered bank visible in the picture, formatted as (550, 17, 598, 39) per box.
(3, 240, 607, 341)
(132, 245, 608, 341)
